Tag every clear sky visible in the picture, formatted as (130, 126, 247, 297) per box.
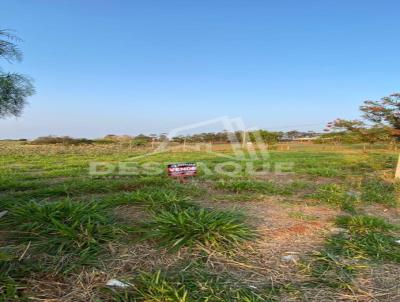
(1, 0, 399, 139)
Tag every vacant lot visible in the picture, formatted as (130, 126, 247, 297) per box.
(0, 143, 399, 301)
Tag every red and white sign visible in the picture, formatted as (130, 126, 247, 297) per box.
(167, 163, 197, 178)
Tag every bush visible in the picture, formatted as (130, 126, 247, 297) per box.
(142, 207, 255, 251)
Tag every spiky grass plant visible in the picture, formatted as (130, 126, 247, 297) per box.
(328, 215, 400, 262)
(111, 271, 188, 302)
(0, 199, 127, 270)
(142, 207, 255, 251)
(108, 267, 273, 301)
(304, 214, 400, 291)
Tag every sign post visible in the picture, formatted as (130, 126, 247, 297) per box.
(167, 163, 197, 182)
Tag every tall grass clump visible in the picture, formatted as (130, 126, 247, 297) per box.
(327, 215, 400, 262)
(361, 178, 397, 206)
(108, 268, 274, 301)
(0, 199, 127, 270)
(142, 207, 255, 251)
(111, 271, 188, 302)
(304, 215, 400, 290)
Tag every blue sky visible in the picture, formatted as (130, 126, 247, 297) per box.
(1, 0, 399, 139)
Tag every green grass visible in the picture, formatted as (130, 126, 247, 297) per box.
(304, 214, 400, 291)
(361, 178, 398, 206)
(328, 215, 400, 262)
(215, 179, 308, 196)
(212, 192, 264, 202)
(1, 143, 399, 300)
(107, 266, 278, 301)
(103, 187, 195, 211)
(141, 207, 255, 251)
(0, 199, 128, 271)
(304, 251, 359, 289)
(110, 271, 188, 302)
(288, 211, 318, 221)
(309, 183, 358, 213)
(0, 248, 37, 301)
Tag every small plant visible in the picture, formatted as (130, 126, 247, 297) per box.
(142, 207, 255, 251)
(361, 178, 397, 206)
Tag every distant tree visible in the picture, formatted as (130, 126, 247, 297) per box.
(325, 118, 391, 145)
(131, 134, 152, 147)
(326, 119, 365, 132)
(249, 130, 281, 144)
(171, 135, 185, 143)
(360, 93, 400, 139)
(0, 29, 35, 118)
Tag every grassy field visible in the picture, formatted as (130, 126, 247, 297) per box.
(0, 142, 399, 301)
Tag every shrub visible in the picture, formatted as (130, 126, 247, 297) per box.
(142, 207, 255, 251)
